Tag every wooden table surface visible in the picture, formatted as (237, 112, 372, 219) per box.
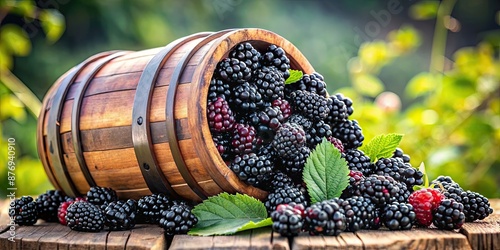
(0, 198, 498, 250)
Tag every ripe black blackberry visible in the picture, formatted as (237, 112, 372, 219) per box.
(230, 82, 264, 114)
(36, 190, 69, 222)
(272, 122, 306, 159)
(207, 97, 236, 133)
(460, 191, 493, 222)
(66, 201, 104, 232)
(331, 119, 364, 149)
(270, 171, 296, 191)
(286, 72, 327, 97)
(159, 204, 197, 235)
(253, 66, 285, 102)
(212, 132, 233, 161)
(340, 196, 378, 231)
(216, 58, 251, 83)
(11, 196, 38, 226)
(392, 148, 411, 164)
(279, 146, 310, 181)
(341, 170, 364, 199)
(432, 198, 465, 230)
(356, 174, 401, 208)
(87, 186, 118, 207)
(229, 152, 274, 187)
(231, 123, 257, 155)
(271, 203, 305, 237)
(272, 98, 292, 120)
(342, 149, 373, 176)
(137, 193, 173, 224)
(395, 182, 412, 204)
(325, 95, 348, 125)
(305, 120, 332, 148)
(103, 199, 137, 231)
(304, 199, 346, 236)
(290, 90, 330, 121)
(381, 202, 416, 230)
(261, 44, 290, 78)
(334, 93, 354, 116)
(249, 106, 285, 143)
(374, 158, 423, 190)
(229, 42, 261, 71)
(264, 186, 308, 214)
(327, 136, 344, 153)
(431, 175, 456, 188)
(207, 78, 231, 102)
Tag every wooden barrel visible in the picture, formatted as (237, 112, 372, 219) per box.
(36, 28, 315, 202)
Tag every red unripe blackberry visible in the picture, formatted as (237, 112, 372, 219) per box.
(408, 188, 444, 227)
(229, 42, 261, 71)
(327, 136, 344, 153)
(261, 44, 290, 79)
(271, 203, 305, 237)
(272, 98, 291, 120)
(232, 123, 257, 155)
(253, 66, 285, 102)
(432, 198, 465, 230)
(207, 97, 236, 133)
(216, 58, 251, 83)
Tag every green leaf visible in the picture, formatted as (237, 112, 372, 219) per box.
(285, 70, 303, 84)
(409, 1, 440, 20)
(406, 72, 441, 99)
(188, 193, 270, 236)
(0, 24, 31, 56)
(352, 74, 384, 97)
(361, 134, 404, 162)
(39, 9, 65, 43)
(303, 138, 349, 204)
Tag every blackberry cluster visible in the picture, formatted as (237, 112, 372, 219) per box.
(253, 66, 285, 102)
(229, 152, 274, 187)
(325, 95, 348, 124)
(381, 202, 416, 230)
(373, 158, 423, 189)
(207, 97, 236, 133)
(36, 190, 69, 222)
(58, 197, 86, 225)
(229, 42, 261, 71)
(217, 58, 251, 83)
(271, 203, 306, 237)
(334, 93, 354, 116)
(11, 196, 38, 226)
(327, 136, 344, 153)
(87, 186, 118, 207)
(335, 196, 378, 232)
(272, 98, 292, 120)
(104, 199, 137, 231)
(306, 120, 332, 148)
(230, 82, 264, 114)
(286, 72, 327, 97)
(137, 193, 173, 224)
(341, 170, 364, 199)
(261, 44, 290, 78)
(304, 200, 346, 236)
(392, 148, 411, 163)
(212, 133, 232, 161)
(272, 122, 306, 159)
(249, 106, 284, 142)
(290, 90, 330, 121)
(270, 171, 295, 190)
(355, 174, 402, 208)
(264, 186, 308, 214)
(231, 123, 257, 155)
(208, 78, 231, 102)
(279, 146, 310, 180)
(331, 119, 364, 149)
(159, 204, 197, 235)
(432, 198, 465, 230)
(65, 201, 104, 232)
(342, 149, 373, 176)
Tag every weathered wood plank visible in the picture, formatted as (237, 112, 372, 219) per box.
(0, 199, 13, 233)
(211, 231, 252, 249)
(460, 214, 500, 250)
(169, 234, 213, 250)
(270, 231, 290, 250)
(36, 223, 73, 249)
(249, 227, 273, 249)
(0, 224, 42, 250)
(125, 225, 166, 250)
(57, 227, 108, 250)
(105, 229, 131, 250)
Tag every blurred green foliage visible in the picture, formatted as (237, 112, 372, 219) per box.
(0, 0, 498, 198)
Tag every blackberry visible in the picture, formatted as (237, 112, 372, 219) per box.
(253, 66, 285, 102)
(87, 186, 118, 207)
(395, 182, 412, 203)
(264, 187, 308, 214)
(58, 197, 86, 225)
(342, 196, 378, 231)
(272, 98, 292, 120)
(392, 148, 411, 164)
(232, 123, 257, 155)
(290, 90, 330, 121)
(261, 45, 290, 79)
(104, 199, 137, 231)
(270, 171, 296, 190)
(159, 204, 197, 235)
(430, 175, 456, 188)
(342, 149, 373, 176)
(306, 120, 332, 148)
(341, 170, 364, 199)
(36, 190, 69, 222)
(356, 174, 401, 208)
(325, 95, 348, 125)
(304, 199, 346, 236)
(286, 72, 327, 97)
(207, 97, 236, 133)
(279, 146, 310, 181)
(212, 132, 233, 161)
(334, 93, 354, 116)
(381, 202, 416, 230)
(207, 78, 231, 102)
(287, 114, 312, 131)
(230, 82, 264, 114)
(408, 188, 444, 227)
(373, 158, 423, 189)
(460, 191, 493, 222)
(229, 42, 261, 71)
(331, 119, 364, 149)
(249, 106, 285, 143)
(216, 58, 251, 83)
(229, 152, 274, 187)
(272, 122, 306, 159)
(432, 198, 465, 230)
(11, 196, 38, 226)
(271, 203, 306, 237)
(327, 136, 344, 153)
(66, 201, 104, 232)
(137, 193, 173, 224)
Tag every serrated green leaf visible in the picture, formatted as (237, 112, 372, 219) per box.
(188, 193, 270, 236)
(361, 134, 404, 162)
(303, 138, 349, 204)
(285, 70, 303, 84)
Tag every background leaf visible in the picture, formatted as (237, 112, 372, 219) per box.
(409, 1, 440, 20)
(361, 134, 404, 162)
(39, 10, 65, 43)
